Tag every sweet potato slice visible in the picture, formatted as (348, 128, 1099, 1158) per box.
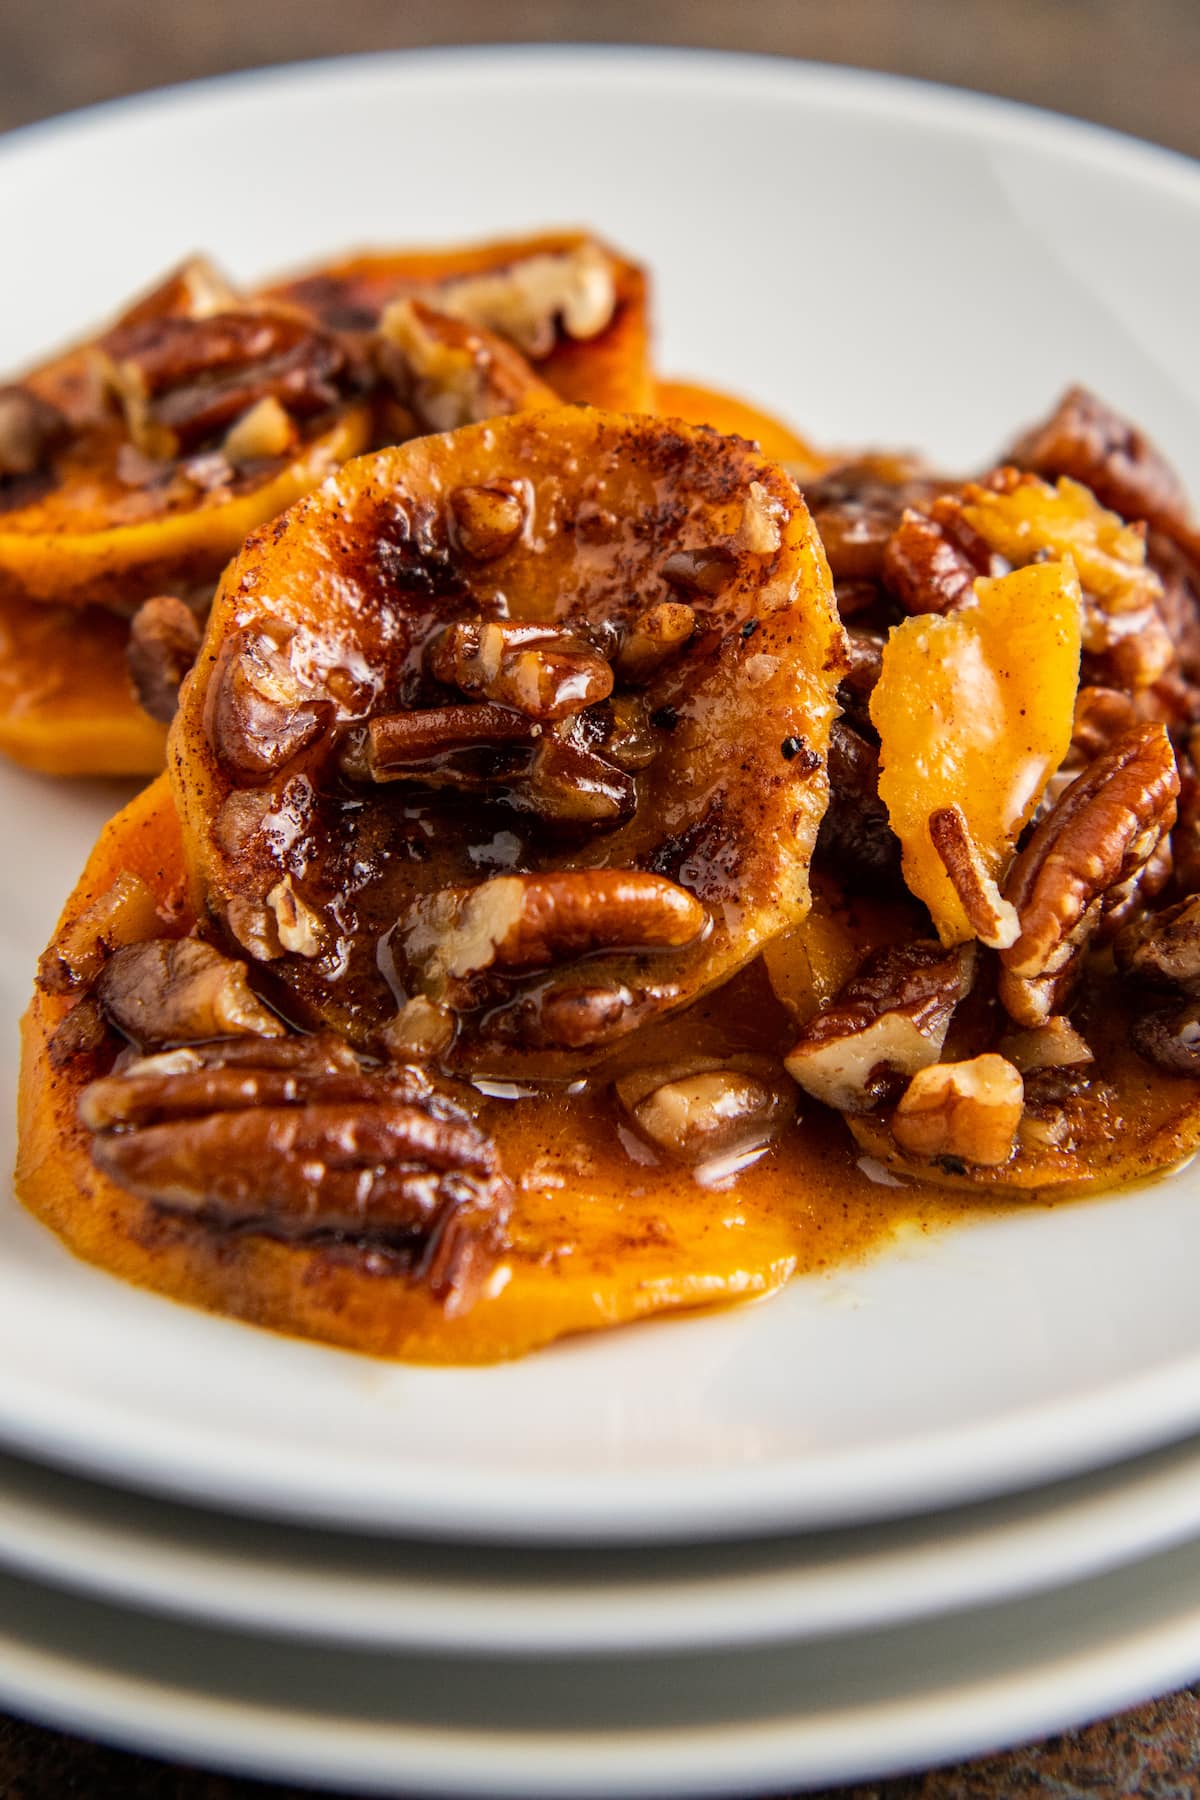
(656, 379, 832, 478)
(0, 403, 371, 615)
(171, 410, 843, 1068)
(17, 778, 838, 1363)
(871, 560, 1083, 945)
(0, 591, 165, 775)
(265, 230, 654, 412)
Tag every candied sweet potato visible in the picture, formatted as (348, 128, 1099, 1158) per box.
(170, 409, 844, 1066)
(265, 230, 654, 412)
(18, 779, 871, 1364)
(871, 560, 1083, 944)
(0, 404, 371, 616)
(0, 590, 165, 775)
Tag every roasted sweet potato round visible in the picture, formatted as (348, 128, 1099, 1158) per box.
(170, 409, 843, 1068)
(18, 777, 856, 1364)
(266, 230, 654, 413)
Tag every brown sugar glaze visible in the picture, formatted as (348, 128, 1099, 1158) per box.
(19, 780, 980, 1366)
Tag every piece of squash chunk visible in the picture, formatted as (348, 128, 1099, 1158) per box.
(870, 560, 1082, 944)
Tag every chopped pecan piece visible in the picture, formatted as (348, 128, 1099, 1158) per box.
(614, 603, 696, 683)
(1010, 386, 1192, 542)
(38, 870, 165, 995)
(95, 937, 284, 1050)
(522, 725, 636, 827)
(532, 981, 647, 1049)
(737, 482, 786, 555)
(784, 941, 974, 1114)
(206, 627, 333, 782)
(999, 724, 1180, 1027)
(426, 243, 618, 357)
(928, 805, 1019, 949)
(398, 871, 708, 998)
(615, 1059, 795, 1164)
(376, 299, 557, 433)
(428, 619, 612, 721)
(448, 483, 527, 561)
(998, 1017, 1094, 1074)
(804, 455, 947, 584)
(1070, 685, 1142, 761)
(892, 1054, 1023, 1167)
(1131, 1002, 1200, 1077)
(127, 595, 203, 724)
(0, 384, 69, 479)
(660, 545, 736, 597)
(81, 1037, 510, 1308)
(112, 256, 239, 330)
(222, 395, 297, 464)
(1115, 895, 1200, 993)
(48, 996, 113, 1073)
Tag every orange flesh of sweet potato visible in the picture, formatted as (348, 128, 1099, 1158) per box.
(0, 590, 166, 775)
(655, 380, 833, 478)
(18, 779, 978, 1363)
(870, 560, 1083, 944)
(170, 410, 844, 1065)
(264, 230, 655, 412)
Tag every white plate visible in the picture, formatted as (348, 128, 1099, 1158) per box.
(5, 1427, 1200, 1655)
(2, 50, 1200, 1544)
(5, 1530, 1200, 1794)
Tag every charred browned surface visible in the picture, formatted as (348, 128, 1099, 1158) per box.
(173, 410, 843, 1066)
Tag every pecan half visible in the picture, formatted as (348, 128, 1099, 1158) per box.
(397, 871, 708, 999)
(1010, 385, 1192, 542)
(999, 724, 1180, 1027)
(881, 499, 1001, 615)
(81, 1036, 510, 1308)
(95, 937, 284, 1050)
(127, 595, 203, 724)
(1115, 895, 1200, 993)
(784, 941, 974, 1114)
(98, 309, 356, 459)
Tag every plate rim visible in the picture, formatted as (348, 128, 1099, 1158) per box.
(4, 1425, 1200, 1655)
(2, 43, 1200, 1545)
(3, 1533, 1200, 1796)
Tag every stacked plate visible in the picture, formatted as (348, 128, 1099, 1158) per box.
(3, 46, 1200, 1797)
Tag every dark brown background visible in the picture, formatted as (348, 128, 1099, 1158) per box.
(3, 1, 1200, 1795)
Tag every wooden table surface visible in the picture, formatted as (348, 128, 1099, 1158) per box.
(2, 2, 1200, 1795)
